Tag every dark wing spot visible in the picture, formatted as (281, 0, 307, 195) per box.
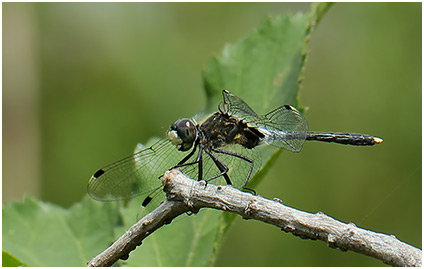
(142, 196, 153, 207)
(283, 105, 293, 110)
(93, 169, 105, 178)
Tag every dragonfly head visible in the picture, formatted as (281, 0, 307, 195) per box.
(167, 118, 197, 151)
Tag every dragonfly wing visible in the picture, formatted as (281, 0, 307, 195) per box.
(136, 186, 166, 220)
(253, 105, 309, 152)
(161, 142, 262, 190)
(219, 91, 308, 152)
(219, 90, 261, 123)
(87, 138, 188, 201)
(212, 144, 262, 188)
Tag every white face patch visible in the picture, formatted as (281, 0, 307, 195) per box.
(167, 130, 182, 146)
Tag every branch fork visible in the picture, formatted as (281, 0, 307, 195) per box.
(88, 169, 421, 267)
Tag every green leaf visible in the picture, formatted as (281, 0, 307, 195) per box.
(122, 4, 332, 267)
(203, 3, 333, 115)
(203, 15, 302, 113)
(2, 4, 332, 267)
(2, 250, 26, 267)
(121, 199, 222, 267)
(202, 3, 332, 264)
(2, 197, 121, 266)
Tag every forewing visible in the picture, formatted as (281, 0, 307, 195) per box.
(87, 138, 188, 201)
(219, 90, 261, 123)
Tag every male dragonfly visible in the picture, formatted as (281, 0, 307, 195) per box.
(88, 90, 382, 211)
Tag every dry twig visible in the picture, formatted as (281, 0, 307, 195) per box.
(88, 169, 421, 267)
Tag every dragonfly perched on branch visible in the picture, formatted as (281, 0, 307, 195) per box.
(88, 90, 382, 213)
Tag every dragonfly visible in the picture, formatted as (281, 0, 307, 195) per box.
(88, 90, 383, 213)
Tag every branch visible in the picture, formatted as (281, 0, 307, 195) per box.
(88, 169, 422, 267)
(87, 198, 189, 267)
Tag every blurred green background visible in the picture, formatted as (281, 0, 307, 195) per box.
(3, 3, 421, 266)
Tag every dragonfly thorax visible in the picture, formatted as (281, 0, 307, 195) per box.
(200, 112, 265, 149)
(167, 118, 198, 151)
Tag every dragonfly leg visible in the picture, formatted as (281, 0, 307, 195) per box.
(173, 143, 205, 181)
(204, 149, 232, 185)
(212, 148, 256, 195)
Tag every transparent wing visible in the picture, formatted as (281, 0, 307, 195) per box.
(253, 105, 309, 152)
(219, 90, 260, 123)
(177, 143, 262, 189)
(212, 144, 262, 188)
(88, 136, 261, 219)
(87, 138, 189, 201)
(133, 144, 261, 219)
(135, 186, 166, 220)
(220, 90, 309, 153)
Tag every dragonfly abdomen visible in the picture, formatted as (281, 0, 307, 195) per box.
(305, 132, 383, 146)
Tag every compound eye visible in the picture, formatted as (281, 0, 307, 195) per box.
(167, 118, 196, 151)
(176, 120, 195, 140)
